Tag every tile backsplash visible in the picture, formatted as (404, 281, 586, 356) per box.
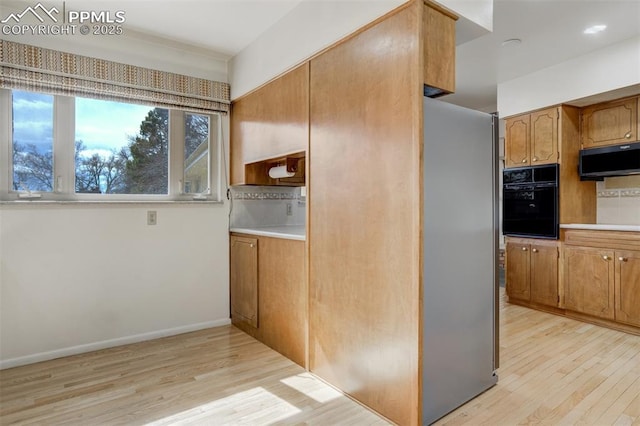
(230, 186, 306, 229)
(596, 180, 640, 225)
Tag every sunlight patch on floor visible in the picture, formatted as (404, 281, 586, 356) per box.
(280, 372, 343, 404)
(144, 386, 301, 425)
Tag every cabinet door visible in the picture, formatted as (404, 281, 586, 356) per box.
(530, 244, 558, 306)
(230, 236, 259, 328)
(581, 97, 638, 148)
(615, 250, 640, 327)
(230, 63, 309, 185)
(564, 246, 615, 320)
(259, 237, 306, 367)
(506, 242, 530, 301)
(530, 108, 558, 165)
(505, 115, 530, 168)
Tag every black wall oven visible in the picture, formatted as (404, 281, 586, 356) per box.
(503, 164, 559, 239)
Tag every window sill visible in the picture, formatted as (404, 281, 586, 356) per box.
(0, 199, 224, 206)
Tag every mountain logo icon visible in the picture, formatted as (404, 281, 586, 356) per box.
(1, 3, 60, 24)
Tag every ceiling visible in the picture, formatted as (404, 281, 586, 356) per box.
(446, 0, 640, 112)
(2, 0, 639, 111)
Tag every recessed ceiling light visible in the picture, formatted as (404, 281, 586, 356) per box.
(501, 38, 522, 47)
(584, 24, 607, 35)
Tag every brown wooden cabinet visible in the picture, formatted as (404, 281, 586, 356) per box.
(229, 2, 457, 423)
(230, 235, 259, 328)
(581, 97, 638, 149)
(505, 241, 530, 301)
(230, 63, 309, 185)
(230, 233, 307, 367)
(505, 105, 595, 224)
(563, 246, 615, 320)
(423, 2, 456, 94)
(506, 238, 559, 307)
(505, 107, 559, 168)
(530, 244, 560, 306)
(614, 250, 640, 327)
(505, 115, 530, 167)
(258, 236, 306, 367)
(560, 229, 640, 335)
(530, 108, 558, 165)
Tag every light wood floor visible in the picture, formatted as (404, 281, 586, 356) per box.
(435, 289, 640, 426)
(1, 289, 639, 425)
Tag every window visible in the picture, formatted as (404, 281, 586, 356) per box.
(75, 97, 169, 195)
(1, 89, 221, 202)
(11, 90, 54, 192)
(184, 113, 210, 195)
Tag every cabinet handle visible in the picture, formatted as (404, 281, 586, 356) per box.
(522, 247, 528, 251)
(250, 244, 254, 248)
(522, 159, 527, 163)
(602, 255, 610, 261)
(619, 257, 628, 262)
(532, 157, 538, 162)
(625, 132, 632, 139)
(532, 248, 538, 253)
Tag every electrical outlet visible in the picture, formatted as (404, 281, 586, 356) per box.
(286, 203, 293, 216)
(147, 210, 157, 225)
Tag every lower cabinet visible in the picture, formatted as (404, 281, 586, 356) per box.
(561, 229, 640, 334)
(506, 238, 559, 307)
(614, 250, 640, 327)
(563, 246, 615, 320)
(230, 236, 259, 328)
(230, 233, 307, 367)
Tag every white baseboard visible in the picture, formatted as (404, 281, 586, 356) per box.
(0, 318, 231, 370)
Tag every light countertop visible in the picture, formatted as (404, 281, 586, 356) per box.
(230, 225, 306, 241)
(560, 224, 640, 232)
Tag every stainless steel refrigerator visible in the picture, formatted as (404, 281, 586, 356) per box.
(422, 97, 499, 424)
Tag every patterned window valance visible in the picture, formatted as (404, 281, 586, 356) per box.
(0, 40, 230, 114)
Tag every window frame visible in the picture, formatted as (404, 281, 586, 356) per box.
(0, 88, 222, 202)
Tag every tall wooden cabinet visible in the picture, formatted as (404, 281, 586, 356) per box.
(230, 1, 459, 424)
(581, 96, 638, 149)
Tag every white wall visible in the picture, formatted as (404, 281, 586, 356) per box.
(498, 36, 640, 117)
(438, 0, 493, 32)
(0, 203, 230, 368)
(229, 0, 407, 100)
(0, 2, 228, 82)
(0, 26, 232, 368)
(229, 0, 494, 100)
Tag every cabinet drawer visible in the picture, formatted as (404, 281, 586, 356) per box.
(563, 229, 640, 251)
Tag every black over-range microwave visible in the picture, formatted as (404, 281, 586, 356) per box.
(503, 164, 559, 239)
(579, 141, 640, 180)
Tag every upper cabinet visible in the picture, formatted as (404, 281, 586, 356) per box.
(581, 96, 638, 149)
(530, 108, 559, 165)
(505, 107, 558, 168)
(423, 3, 456, 95)
(230, 63, 309, 185)
(505, 114, 530, 167)
(505, 105, 595, 223)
